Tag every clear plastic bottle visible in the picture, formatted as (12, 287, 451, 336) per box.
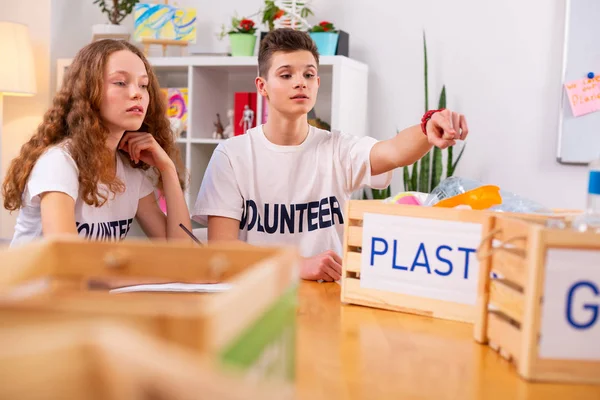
(572, 156, 600, 232)
(587, 157, 600, 214)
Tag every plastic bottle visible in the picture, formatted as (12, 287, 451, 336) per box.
(572, 156, 600, 233)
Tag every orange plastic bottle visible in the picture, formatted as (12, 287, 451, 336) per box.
(433, 185, 502, 210)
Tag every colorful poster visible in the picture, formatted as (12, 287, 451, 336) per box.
(160, 88, 188, 129)
(134, 3, 197, 43)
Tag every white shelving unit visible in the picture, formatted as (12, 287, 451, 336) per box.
(57, 55, 369, 209)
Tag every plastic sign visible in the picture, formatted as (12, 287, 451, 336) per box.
(360, 213, 482, 305)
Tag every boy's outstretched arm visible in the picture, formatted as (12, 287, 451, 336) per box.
(370, 109, 469, 176)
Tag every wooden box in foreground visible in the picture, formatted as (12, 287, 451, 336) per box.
(0, 322, 294, 400)
(475, 215, 600, 384)
(341, 200, 576, 323)
(0, 238, 299, 382)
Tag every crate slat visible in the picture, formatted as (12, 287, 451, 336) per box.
(347, 226, 362, 248)
(487, 311, 522, 364)
(489, 279, 524, 323)
(344, 251, 361, 274)
(490, 248, 527, 288)
(342, 277, 475, 323)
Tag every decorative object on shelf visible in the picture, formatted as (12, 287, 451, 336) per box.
(239, 105, 255, 133)
(403, 32, 466, 194)
(261, 0, 286, 32)
(91, 0, 139, 41)
(161, 87, 188, 132)
(220, 16, 258, 57)
(259, 0, 314, 44)
(261, 0, 313, 31)
(307, 109, 330, 131)
(309, 21, 339, 56)
(271, 0, 313, 30)
(168, 117, 185, 140)
(234, 92, 257, 135)
(223, 109, 234, 139)
(133, 1, 196, 56)
(212, 113, 225, 139)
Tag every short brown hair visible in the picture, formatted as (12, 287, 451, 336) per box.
(258, 28, 320, 78)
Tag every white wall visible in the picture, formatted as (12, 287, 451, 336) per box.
(0, 0, 587, 236)
(0, 0, 51, 238)
(316, 0, 587, 210)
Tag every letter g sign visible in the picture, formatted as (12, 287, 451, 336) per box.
(566, 281, 599, 330)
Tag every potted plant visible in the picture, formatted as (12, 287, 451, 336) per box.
(403, 32, 466, 193)
(92, 0, 139, 38)
(220, 16, 258, 57)
(309, 21, 339, 56)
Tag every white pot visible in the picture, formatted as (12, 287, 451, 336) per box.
(91, 24, 130, 41)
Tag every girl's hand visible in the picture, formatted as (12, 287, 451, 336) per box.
(119, 132, 174, 172)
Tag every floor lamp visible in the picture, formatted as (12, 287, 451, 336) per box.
(0, 22, 37, 237)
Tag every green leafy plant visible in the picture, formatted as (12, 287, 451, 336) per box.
(309, 21, 337, 33)
(93, 0, 140, 25)
(261, 0, 285, 31)
(403, 32, 466, 193)
(363, 186, 392, 200)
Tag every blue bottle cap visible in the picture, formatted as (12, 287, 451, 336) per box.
(588, 72, 595, 79)
(589, 170, 600, 195)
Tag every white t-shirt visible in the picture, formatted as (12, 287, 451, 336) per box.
(192, 125, 392, 257)
(10, 145, 155, 247)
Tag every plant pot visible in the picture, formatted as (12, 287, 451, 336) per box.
(309, 32, 339, 56)
(229, 33, 257, 57)
(91, 24, 130, 41)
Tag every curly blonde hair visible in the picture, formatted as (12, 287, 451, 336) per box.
(3, 39, 185, 211)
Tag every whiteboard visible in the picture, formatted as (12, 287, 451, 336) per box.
(557, 0, 600, 165)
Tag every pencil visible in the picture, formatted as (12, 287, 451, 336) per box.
(179, 223, 202, 245)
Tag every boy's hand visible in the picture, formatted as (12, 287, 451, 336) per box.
(426, 109, 469, 149)
(300, 250, 343, 281)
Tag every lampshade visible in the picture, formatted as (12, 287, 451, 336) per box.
(0, 22, 36, 96)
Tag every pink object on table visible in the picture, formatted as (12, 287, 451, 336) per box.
(157, 190, 167, 214)
(395, 195, 421, 206)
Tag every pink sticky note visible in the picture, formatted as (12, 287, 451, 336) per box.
(564, 77, 600, 117)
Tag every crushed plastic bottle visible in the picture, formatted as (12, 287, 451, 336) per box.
(425, 177, 553, 214)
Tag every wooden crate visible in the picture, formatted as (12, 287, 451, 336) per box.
(475, 215, 600, 384)
(341, 200, 576, 323)
(0, 321, 293, 400)
(0, 238, 299, 382)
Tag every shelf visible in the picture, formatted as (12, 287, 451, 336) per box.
(189, 138, 226, 144)
(147, 55, 358, 67)
(177, 138, 232, 145)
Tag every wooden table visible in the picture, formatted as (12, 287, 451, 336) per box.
(295, 281, 600, 400)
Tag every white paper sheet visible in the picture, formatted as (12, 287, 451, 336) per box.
(109, 283, 233, 294)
